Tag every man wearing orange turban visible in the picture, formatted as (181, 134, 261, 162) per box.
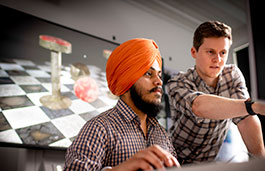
(64, 38, 180, 171)
(106, 38, 162, 96)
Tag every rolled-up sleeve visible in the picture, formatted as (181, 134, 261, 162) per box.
(167, 77, 205, 123)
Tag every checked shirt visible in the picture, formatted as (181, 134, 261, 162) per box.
(64, 99, 176, 171)
(167, 64, 249, 163)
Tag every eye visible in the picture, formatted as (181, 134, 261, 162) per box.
(220, 51, 227, 56)
(144, 71, 152, 77)
(207, 50, 214, 55)
(158, 73, 162, 79)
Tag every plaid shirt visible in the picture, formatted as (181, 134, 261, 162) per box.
(167, 64, 249, 163)
(64, 99, 176, 171)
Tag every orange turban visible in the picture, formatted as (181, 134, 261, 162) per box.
(106, 38, 162, 96)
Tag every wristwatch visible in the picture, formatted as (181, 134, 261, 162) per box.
(244, 98, 259, 115)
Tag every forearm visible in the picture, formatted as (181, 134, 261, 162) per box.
(237, 116, 265, 157)
(192, 94, 248, 119)
(252, 101, 265, 115)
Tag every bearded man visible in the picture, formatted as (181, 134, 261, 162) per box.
(64, 38, 180, 171)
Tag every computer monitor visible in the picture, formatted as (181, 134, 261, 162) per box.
(0, 5, 119, 150)
(0, 5, 169, 150)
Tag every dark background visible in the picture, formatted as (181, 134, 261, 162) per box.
(248, 0, 265, 101)
(235, 49, 265, 144)
(248, 0, 265, 144)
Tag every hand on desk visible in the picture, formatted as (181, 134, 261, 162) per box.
(108, 145, 180, 171)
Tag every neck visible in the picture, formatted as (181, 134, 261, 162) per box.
(204, 77, 218, 88)
(120, 93, 148, 135)
(195, 68, 218, 88)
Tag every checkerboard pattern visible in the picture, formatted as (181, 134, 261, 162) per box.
(0, 58, 118, 148)
(0, 58, 168, 149)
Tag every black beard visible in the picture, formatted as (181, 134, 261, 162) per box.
(130, 85, 163, 118)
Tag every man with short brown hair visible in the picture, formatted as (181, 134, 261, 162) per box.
(167, 21, 265, 164)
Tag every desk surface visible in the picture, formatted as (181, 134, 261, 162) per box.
(166, 158, 265, 171)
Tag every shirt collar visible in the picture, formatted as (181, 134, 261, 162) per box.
(191, 66, 205, 87)
(192, 66, 223, 92)
(116, 98, 139, 123)
(115, 99, 159, 126)
(147, 116, 159, 127)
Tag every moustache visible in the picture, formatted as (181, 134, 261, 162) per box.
(149, 87, 163, 94)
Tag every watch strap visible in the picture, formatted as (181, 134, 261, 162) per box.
(244, 98, 258, 115)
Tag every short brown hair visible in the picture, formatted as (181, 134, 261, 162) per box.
(193, 21, 232, 51)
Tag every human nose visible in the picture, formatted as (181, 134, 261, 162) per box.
(212, 54, 222, 63)
(153, 74, 163, 86)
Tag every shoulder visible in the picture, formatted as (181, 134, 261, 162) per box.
(168, 68, 194, 82)
(222, 64, 244, 79)
(167, 68, 196, 91)
(80, 107, 118, 135)
(223, 64, 238, 72)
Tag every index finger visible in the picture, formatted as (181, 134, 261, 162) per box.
(148, 145, 178, 167)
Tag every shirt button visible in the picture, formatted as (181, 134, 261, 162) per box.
(212, 138, 217, 144)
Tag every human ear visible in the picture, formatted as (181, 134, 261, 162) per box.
(191, 47, 197, 59)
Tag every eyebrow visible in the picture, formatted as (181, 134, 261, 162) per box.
(150, 67, 162, 73)
(205, 48, 227, 51)
(205, 48, 215, 50)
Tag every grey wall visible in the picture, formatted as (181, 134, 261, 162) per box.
(0, 0, 195, 72)
(0, 0, 249, 72)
